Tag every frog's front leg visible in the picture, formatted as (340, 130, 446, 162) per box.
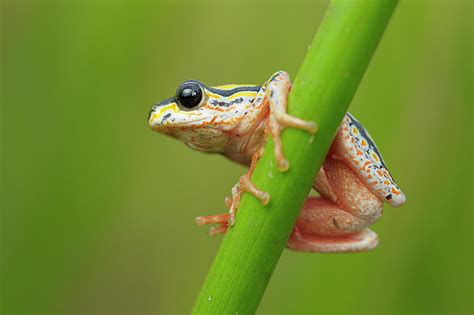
(196, 71, 317, 233)
(225, 72, 318, 221)
(226, 147, 270, 225)
(266, 71, 318, 171)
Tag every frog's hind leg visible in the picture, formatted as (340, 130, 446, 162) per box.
(287, 157, 384, 253)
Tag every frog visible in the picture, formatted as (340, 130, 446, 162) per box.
(148, 71, 406, 253)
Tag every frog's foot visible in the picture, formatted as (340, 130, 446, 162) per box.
(266, 71, 318, 172)
(195, 213, 229, 236)
(287, 226, 378, 253)
(194, 173, 269, 234)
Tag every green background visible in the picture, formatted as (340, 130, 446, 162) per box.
(1, 0, 472, 314)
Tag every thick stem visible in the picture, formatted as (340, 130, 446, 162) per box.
(192, 1, 398, 314)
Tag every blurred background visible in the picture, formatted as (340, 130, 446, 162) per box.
(1, 0, 472, 314)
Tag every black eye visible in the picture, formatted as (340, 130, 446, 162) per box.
(176, 82, 203, 109)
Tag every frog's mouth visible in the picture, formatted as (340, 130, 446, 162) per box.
(148, 114, 209, 131)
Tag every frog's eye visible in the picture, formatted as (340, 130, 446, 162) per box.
(176, 81, 204, 110)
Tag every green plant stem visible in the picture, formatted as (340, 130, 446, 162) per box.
(192, 1, 398, 314)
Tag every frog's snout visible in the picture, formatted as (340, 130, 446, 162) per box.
(147, 105, 158, 129)
(148, 105, 169, 131)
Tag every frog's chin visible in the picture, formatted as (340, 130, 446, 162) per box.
(180, 128, 229, 153)
(150, 118, 230, 153)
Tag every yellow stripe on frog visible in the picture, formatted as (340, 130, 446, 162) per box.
(206, 90, 259, 100)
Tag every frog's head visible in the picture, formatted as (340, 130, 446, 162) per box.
(148, 80, 261, 153)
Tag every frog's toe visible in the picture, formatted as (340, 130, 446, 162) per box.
(208, 225, 228, 236)
(277, 158, 290, 172)
(195, 213, 228, 226)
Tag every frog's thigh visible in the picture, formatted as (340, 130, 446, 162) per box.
(318, 158, 384, 225)
(294, 197, 368, 237)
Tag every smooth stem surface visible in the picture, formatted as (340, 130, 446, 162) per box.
(192, 1, 398, 314)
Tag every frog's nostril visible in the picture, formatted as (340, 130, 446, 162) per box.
(161, 113, 172, 124)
